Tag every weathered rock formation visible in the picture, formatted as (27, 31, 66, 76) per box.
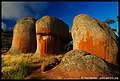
(71, 14, 118, 65)
(35, 16, 70, 57)
(8, 17, 37, 54)
(25, 50, 117, 79)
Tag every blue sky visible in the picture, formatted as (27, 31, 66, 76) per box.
(1, 1, 119, 35)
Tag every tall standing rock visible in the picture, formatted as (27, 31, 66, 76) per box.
(35, 16, 70, 57)
(71, 14, 118, 65)
(8, 17, 37, 54)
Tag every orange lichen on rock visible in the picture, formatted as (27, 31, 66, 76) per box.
(35, 16, 71, 57)
(35, 34, 65, 57)
(78, 28, 109, 62)
(8, 17, 37, 54)
(18, 37, 24, 52)
(71, 14, 118, 65)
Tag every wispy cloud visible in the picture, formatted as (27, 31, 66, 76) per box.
(2, 2, 49, 20)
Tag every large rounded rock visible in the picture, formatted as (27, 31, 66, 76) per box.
(8, 17, 37, 54)
(25, 50, 117, 79)
(71, 14, 118, 65)
(35, 16, 70, 57)
(36, 16, 70, 42)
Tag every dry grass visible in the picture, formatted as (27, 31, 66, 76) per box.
(1, 53, 64, 80)
(1, 53, 33, 80)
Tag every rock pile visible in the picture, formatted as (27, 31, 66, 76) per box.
(7, 14, 119, 79)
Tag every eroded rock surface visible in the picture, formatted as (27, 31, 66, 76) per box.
(35, 16, 71, 57)
(8, 17, 37, 54)
(25, 50, 117, 80)
(71, 14, 118, 65)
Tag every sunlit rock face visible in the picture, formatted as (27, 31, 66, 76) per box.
(71, 14, 118, 65)
(35, 16, 70, 57)
(8, 17, 37, 54)
(25, 50, 116, 79)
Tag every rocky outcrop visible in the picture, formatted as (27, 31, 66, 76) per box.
(35, 16, 71, 57)
(71, 14, 118, 65)
(25, 50, 117, 79)
(8, 17, 37, 54)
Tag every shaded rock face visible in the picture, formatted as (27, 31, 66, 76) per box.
(35, 16, 70, 57)
(71, 14, 118, 65)
(27, 50, 116, 79)
(8, 17, 37, 54)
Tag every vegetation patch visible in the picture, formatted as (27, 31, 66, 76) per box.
(1, 53, 63, 80)
(1, 54, 32, 79)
